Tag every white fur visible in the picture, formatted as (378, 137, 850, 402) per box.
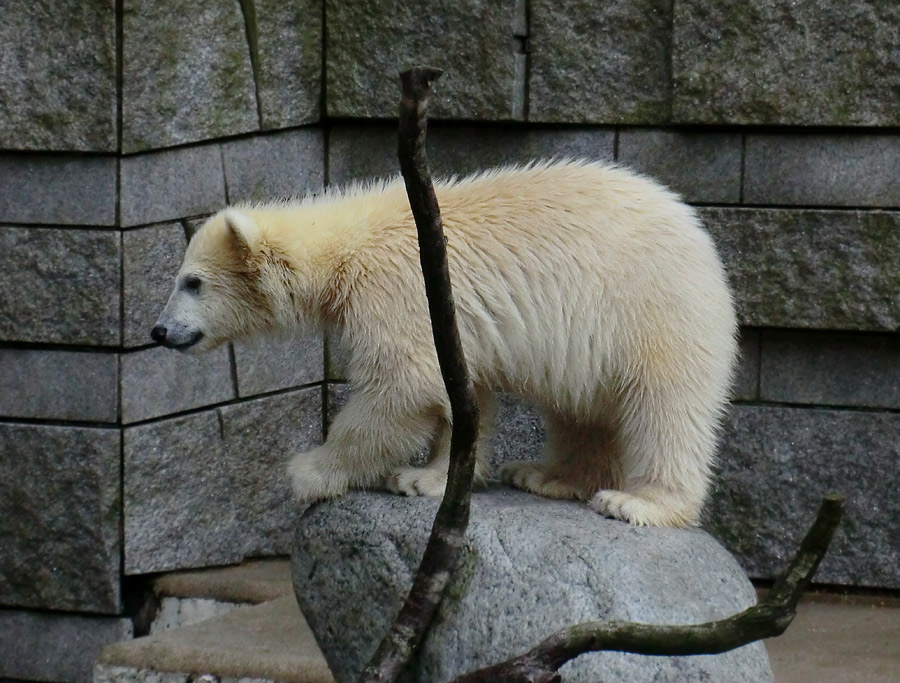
(157, 160, 737, 527)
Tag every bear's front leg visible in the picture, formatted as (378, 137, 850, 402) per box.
(287, 445, 352, 502)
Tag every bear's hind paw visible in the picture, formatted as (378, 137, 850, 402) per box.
(499, 462, 586, 501)
(589, 489, 698, 528)
(385, 466, 448, 497)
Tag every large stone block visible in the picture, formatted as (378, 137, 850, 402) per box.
(706, 405, 900, 588)
(294, 489, 771, 682)
(744, 134, 900, 207)
(234, 335, 324, 397)
(122, 0, 258, 152)
(760, 330, 900, 409)
(0, 0, 116, 152)
(492, 393, 544, 468)
(328, 123, 615, 185)
(221, 129, 325, 205)
(0, 349, 118, 422)
(0, 154, 116, 226)
(124, 411, 244, 574)
(254, 0, 323, 129)
(529, 0, 672, 123)
(124, 388, 322, 573)
(673, 1, 900, 126)
(120, 345, 235, 423)
(220, 388, 322, 556)
(123, 222, 187, 348)
(0, 227, 120, 345)
(617, 129, 742, 204)
(734, 329, 760, 402)
(326, 0, 521, 120)
(120, 144, 227, 227)
(0, 423, 121, 612)
(0, 610, 132, 683)
(702, 207, 900, 331)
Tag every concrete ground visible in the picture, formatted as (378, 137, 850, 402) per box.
(97, 560, 900, 682)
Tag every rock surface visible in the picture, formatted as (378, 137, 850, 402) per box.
(293, 488, 771, 682)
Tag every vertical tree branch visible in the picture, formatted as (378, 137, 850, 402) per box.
(357, 66, 480, 683)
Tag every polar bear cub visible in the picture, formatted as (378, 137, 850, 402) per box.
(152, 160, 737, 527)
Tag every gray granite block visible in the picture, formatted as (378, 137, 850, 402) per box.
(0, 423, 121, 612)
(294, 489, 771, 682)
(0, 349, 118, 422)
(326, 0, 520, 120)
(0, 0, 116, 152)
(491, 393, 544, 468)
(124, 411, 244, 574)
(745, 134, 900, 207)
(120, 144, 227, 227)
(529, 0, 672, 123)
(0, 610, 132, 683)
(220, 388, 322, 555)
(221, 129, 325, 205)
(328, 123, 615, 184)
(760, 330, 900, 409)
(706, 405, 900, 588)
(233, 335, 324, 397)
(254, 0, 323, 129)
(673, 0, 900, 126)
(0, 154, 116, 225)
(0, 227, 120, 345)
(123, 222, 187, 348)
(702, 207, 900, 331)
(120, 345, 234, 423)
(733, 329, 760, 402)
(617, 129, 742, 204)
(122, 0, 258, 152)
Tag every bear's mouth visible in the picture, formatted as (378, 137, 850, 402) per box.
(172, 331, 204, 351)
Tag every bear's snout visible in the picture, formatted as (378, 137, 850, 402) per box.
(150, 324, 168, 345)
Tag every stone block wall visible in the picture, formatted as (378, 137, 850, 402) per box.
(1, 0, 898, 679)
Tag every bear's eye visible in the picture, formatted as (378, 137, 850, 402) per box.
(183, 275, 202, 293)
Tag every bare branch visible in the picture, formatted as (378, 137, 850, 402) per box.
(451, 494, 845, 683)
(357, 66, 481, 683)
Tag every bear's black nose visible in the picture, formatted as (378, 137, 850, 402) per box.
(151, 325, 167, 344)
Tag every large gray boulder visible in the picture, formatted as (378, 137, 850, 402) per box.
(292, 488, 772, 682)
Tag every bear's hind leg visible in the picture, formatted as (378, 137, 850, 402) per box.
(386, 388, 495, 497)
(500, 414, 621, 501)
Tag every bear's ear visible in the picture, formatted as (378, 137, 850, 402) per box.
(223, 209, 261, 261)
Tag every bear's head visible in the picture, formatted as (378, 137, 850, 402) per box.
(151, 209, 280, 353)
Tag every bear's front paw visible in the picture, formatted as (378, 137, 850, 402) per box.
(385, 466, 447, 497)
(499, 461, 586, 500)
(589, 489, 697, 528)
(287, 448, 349, 503)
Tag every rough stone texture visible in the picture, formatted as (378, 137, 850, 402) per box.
(221, 129, 325, 204)
(220, 388, 321, 555)
(0, 227, 120, 345)
(529, 0, 672, 123)
(0, 610, 132, 683)
(293, 489, 771, 682)
(0, 349, 118, 422)
(0, 0, 116, 152)
(124, 411, 244, 574)
(491, 394, 544, 468)
(123, 222, 187, 348)
(0, 423, 121, 612)
(124, 388, 321, 573)
(702, 208, 900, 331)
(673, 1, 900, 126)
(706, 405, 900, 588)
(120, 345, 235, 423)
(255, 0, 323, 129)
(233, 335, 324, 397)
(328, 123, 615, 184)
(326, 0, 520, 120)
(734, 329, 760, 401)
(120, 144, 227, 227)
(760, 330, 900, 409)
(744, 134, 900, 207)
(122, 0, 258, 152)
(617, 129, 742, 204)
(0, 153, 116, 225)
